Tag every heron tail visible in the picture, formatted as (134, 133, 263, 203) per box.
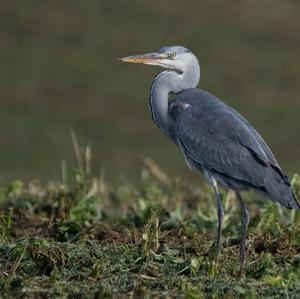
(263, 167, 300, 209)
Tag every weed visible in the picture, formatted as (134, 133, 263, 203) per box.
(0, 207, 13, 238)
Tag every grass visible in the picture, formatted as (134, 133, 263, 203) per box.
(0, 141, 300, 298)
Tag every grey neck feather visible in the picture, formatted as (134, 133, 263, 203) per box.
(149, 55, 200, 138)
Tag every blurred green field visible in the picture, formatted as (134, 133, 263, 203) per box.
(0, 0, 299, 184)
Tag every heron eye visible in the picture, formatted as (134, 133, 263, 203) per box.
(168, 52, 176, 59)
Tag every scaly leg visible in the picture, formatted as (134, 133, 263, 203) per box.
(211, 178, 224, 256)
(235, 192, 250, 264)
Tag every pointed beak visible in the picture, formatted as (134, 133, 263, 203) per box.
(119, 52, 166, 65)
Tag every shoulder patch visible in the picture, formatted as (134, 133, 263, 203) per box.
(169, 102, 191, 119)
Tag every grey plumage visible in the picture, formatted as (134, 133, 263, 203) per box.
(169, 88, 298, 209)
(120, 45, 299, 264)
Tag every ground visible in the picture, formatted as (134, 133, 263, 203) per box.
(0, 159, 300, 298)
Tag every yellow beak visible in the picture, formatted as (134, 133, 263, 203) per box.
(119, 52, 166, 65)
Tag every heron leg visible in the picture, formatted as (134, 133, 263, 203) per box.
(211, 178, 224, 256)
(236, 192, 250, 264)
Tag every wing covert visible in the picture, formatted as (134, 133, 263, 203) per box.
(172, 96, 279, 187)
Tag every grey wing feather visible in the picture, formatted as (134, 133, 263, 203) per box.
(169, 89, 299, 209)
(175, 113, 266, 186)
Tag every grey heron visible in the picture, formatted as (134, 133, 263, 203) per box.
(120, 46, 299, 264)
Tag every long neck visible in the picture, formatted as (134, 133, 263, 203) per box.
(149, 60, 200, 137)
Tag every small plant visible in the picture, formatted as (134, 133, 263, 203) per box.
(0, 207, 13, 238)
(140, 209, 159, 258)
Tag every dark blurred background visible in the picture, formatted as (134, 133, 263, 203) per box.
(0, 0, 299, 184)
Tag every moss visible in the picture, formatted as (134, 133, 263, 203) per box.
(0, 169, 300, 298)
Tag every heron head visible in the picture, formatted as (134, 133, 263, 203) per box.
(120, 46, 197, 74)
